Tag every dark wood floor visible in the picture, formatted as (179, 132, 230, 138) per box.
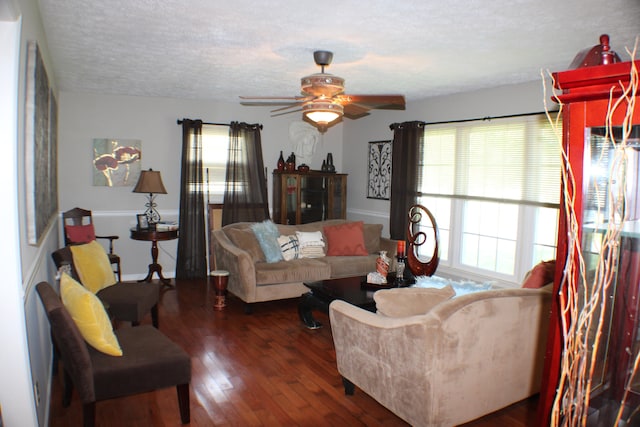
(47, 278, 539, 426)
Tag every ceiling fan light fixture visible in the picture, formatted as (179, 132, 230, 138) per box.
(303, 100, 343, 132)
(306, 110, 340, 123)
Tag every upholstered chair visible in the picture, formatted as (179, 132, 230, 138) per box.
(329, 284, 552, 426)
(52, 246, 160, 328)
(36, 281, 190, 426)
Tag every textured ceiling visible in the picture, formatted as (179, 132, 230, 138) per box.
(37, 0, 640, 103)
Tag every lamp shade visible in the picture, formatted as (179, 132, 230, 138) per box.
(133, 169, 167, 194)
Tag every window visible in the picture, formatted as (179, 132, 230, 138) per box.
(417, 114, 560, 283)
(201, 125, 229, 203)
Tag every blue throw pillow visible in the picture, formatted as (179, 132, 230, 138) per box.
(450, 281, 493, 296)
(250, 220, 283, 263)
(414, 275, 493, 297)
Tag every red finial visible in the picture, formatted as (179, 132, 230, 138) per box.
(600, 34, 615, 65)
(569, 33, 620, 69)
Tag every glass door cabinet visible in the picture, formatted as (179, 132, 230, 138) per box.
(538, 57, 640, 425)
(272, 171, 347, 224)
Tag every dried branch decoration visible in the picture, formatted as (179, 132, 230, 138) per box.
(543, 41, 638, 427)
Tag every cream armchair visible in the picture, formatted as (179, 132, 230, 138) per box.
(329, 285, 552, 426)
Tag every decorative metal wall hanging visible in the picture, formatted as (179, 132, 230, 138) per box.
(367, 140, 392, 200)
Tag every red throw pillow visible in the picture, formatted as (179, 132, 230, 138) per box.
(65, 224, 96, 244)
(522, 260, 556, 289)
(323, 221, 369, 256)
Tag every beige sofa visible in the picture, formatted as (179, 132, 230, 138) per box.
(210, 219, 397, 308)
(329, 283, 552, 426)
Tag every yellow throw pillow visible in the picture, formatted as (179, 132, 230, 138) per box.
(70, 240, 117, 293)
(60, 273, 122, 356)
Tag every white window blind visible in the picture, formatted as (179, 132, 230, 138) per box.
(419, 114, 561, 207)
(201, 125, 229, 202)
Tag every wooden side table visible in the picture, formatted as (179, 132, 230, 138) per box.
(130, 227, 178, 285)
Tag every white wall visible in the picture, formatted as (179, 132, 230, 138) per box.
(2, 0, 61, 426)
(58, 93, 344, 278)
(342, 80, 550, 236)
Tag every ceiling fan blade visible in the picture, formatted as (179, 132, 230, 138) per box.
(270, 102, 306, 113)
(271, 108, 303, 117)
(338, 94, 406, 110)
(343, 103, 371, 119)
(240, 95, 314, 107)
(240, 95, 310, 100)
(240, 101, 300, 106)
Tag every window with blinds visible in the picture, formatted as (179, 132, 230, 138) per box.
(416, 113, 561, 283)
(419, 114, 561, 207)
(202, 125, 229, 203)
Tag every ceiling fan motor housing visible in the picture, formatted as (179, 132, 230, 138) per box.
(313, 50, 333, 67)
(301, 74, 345, 97)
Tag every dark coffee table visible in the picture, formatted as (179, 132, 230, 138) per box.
(299, 274, 410, 329)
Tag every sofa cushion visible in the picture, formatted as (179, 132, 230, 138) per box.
(226, 227, 265, 262)
(296, 221, 338, 232)
(276, 220, 383, 254)
(93, 325, 191, 401)
(276, 224, 299, 236)
(296, 230, 324, 246)
(324, 221, 369, 256)
(251, 220, 283, 263)
(374, 285, 455, 317)
(522, 260, 556, 289)
(254, 258, 331, 285)
(362, 223, 383, 254)
(296, 231, 325, 258)
(277, 235, 300, 261)
(325, 255, 378, 278)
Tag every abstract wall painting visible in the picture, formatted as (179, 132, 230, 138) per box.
(25, 40, 58, 245)
(367, 140, 392, 200)
(92, 139, 142, 186)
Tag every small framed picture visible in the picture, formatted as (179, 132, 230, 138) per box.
(136, 214, 149, 230)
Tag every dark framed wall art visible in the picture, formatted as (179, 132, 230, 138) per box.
(25, 40, 58, 245)
(367, 140, 392, 200)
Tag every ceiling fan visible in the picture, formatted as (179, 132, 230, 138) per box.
(240, 51, 405, 133)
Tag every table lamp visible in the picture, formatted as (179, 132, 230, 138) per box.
(133, 168, 167, 225)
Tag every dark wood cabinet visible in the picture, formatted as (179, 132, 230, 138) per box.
(272, 171, 347, 224)
(538, 60, 640, 425)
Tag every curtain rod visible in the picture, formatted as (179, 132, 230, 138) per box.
(176, 119, 263, 130)
(390, 110, 559, 129)
(176, 119, 230, 126)
(176, 119, 262, 130)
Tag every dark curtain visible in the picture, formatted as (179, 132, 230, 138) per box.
(389, 121, 425, 240)
(221, 122, 270, 225)
(176, 119, 207, 279)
